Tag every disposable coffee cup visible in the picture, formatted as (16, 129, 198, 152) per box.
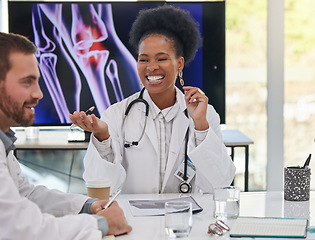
(86, 179, 110, 200)
(284, 166, 311, 201)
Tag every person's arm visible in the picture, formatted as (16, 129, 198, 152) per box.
(82, 198, 132, 236)
(91, 134, 115, 162)
(194, 129, 208, 146)
(188, 105, 236, 193)
(181, 87, 235, 191)
(95, 201, 132, 236)
(79, 198, 110, 237)
(82, 100, 132, 194)
(0, 151, 101, 240)
(18, 174, 89, 216)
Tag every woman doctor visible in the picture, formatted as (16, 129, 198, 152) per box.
(69, 5, 236, 194)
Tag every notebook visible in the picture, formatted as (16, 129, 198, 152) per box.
(230, 217, 308, 238)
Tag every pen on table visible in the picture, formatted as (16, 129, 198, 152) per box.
(103, 190, 122, 209)
(70, 106, 95, 129)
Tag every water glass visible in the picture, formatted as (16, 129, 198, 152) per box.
(213, 186, 240, 219)
(165, 201, 192, 238)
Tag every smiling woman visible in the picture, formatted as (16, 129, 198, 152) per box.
(69, 4, 235, 195)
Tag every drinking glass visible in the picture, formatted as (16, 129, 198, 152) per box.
(213, 186, 240, 219)
(165, 201, 192, 238)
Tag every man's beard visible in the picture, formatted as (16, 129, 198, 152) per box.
(0, 87, 35, 127)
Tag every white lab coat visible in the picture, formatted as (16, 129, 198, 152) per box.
(84, 87, 235, 194)
(0, 138, 102, 240)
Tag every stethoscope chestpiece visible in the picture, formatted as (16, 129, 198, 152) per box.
(178, 181, 192, 194)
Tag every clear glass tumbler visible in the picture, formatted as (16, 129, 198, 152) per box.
(165, 200, 192, 238)
(213, 186, 240, 219)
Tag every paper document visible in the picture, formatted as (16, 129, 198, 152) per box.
(230, 217, 308, 238)
(128, 196, 203, 217)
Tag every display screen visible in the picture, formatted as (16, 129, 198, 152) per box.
(9, 1, 225, 125)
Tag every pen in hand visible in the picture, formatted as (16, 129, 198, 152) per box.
(104, 190, 122, 209)
(70, 106, 95, 129)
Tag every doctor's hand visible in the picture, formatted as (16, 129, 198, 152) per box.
(183, 86, 209, 131)
(96, 201, 132, 236)
(69, 112, 110, 141)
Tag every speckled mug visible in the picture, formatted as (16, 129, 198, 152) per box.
(284, 167, 311, 201)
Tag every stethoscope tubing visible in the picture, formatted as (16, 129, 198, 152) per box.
(123, 87, 191, 193)
(123, 88, 148, 147)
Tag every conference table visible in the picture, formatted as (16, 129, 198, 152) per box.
(114, 191, 315, 240)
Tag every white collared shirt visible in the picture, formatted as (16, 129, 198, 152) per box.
(149, 97, 180, 192)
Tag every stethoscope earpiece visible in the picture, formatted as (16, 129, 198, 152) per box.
(124, 142, 139, 148)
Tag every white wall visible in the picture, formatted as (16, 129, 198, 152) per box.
(267, 0, 284, 191)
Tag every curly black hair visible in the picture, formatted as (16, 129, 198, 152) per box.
(129, 5, 201, 64)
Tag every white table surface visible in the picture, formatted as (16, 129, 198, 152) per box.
(14, 128, 88, 149)
(115, 191, 315, 240)
(221, 129, 254, 146)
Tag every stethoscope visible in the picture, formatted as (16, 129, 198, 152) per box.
(122, 88, 192, 194)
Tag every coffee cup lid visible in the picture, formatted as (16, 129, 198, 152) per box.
(86, 179, 110, 188)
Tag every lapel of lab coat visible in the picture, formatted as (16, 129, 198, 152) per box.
(161, 90, 190, 192)
(137, 90, 159, 154)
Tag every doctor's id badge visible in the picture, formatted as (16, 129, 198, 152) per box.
(174, 156, 196, 183)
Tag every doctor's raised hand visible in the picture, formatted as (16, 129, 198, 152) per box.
(183, 86, 209, 131)
(69, 112, 110, 142)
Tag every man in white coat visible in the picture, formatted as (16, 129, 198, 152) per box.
(0, 32, 132, 240)
(69, 6, 236, 195)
